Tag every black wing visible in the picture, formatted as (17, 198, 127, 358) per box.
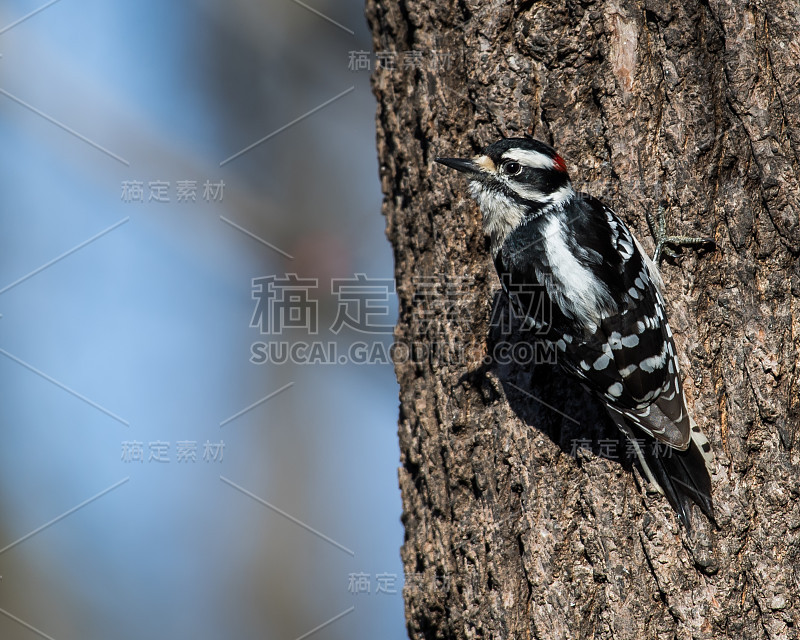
(498, 195, 691, 448)
(497, 194, 714, 525)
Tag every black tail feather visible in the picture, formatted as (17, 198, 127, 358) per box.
(642, 438, 716, 530)
(610, 415, 715, 529)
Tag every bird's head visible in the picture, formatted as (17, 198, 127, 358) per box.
(436, 138, 574, 254)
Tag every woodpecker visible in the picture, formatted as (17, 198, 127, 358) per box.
(436, 138, 715, 528)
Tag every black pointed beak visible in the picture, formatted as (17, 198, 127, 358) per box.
(435, 157, 481, 175)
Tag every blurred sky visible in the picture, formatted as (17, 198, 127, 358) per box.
(0, 1, 404, 639)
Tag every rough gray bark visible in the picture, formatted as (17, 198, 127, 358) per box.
(367, 1, 800, 638)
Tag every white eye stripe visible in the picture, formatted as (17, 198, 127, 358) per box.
(509, 183, 551, 202)
(501, 149, 555, 170)
(509, 182, 574, 205)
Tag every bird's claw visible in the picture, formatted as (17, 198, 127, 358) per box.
(646, 203, 716, 264)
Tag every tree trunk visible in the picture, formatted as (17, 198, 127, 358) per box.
(366, 1, 800, 638)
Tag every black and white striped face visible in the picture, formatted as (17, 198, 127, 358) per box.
(437, 138, 574, 254)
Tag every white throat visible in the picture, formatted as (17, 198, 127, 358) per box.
(469, 180, 575, 256)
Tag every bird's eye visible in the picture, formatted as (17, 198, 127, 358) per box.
(503, 161, 522, 176)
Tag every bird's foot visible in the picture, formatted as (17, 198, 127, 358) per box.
(646, 203, 716, 264)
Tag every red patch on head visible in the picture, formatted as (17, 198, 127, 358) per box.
(552, 154, 567, 172)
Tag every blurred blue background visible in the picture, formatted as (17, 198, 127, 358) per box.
(0, 1, 404, 639)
